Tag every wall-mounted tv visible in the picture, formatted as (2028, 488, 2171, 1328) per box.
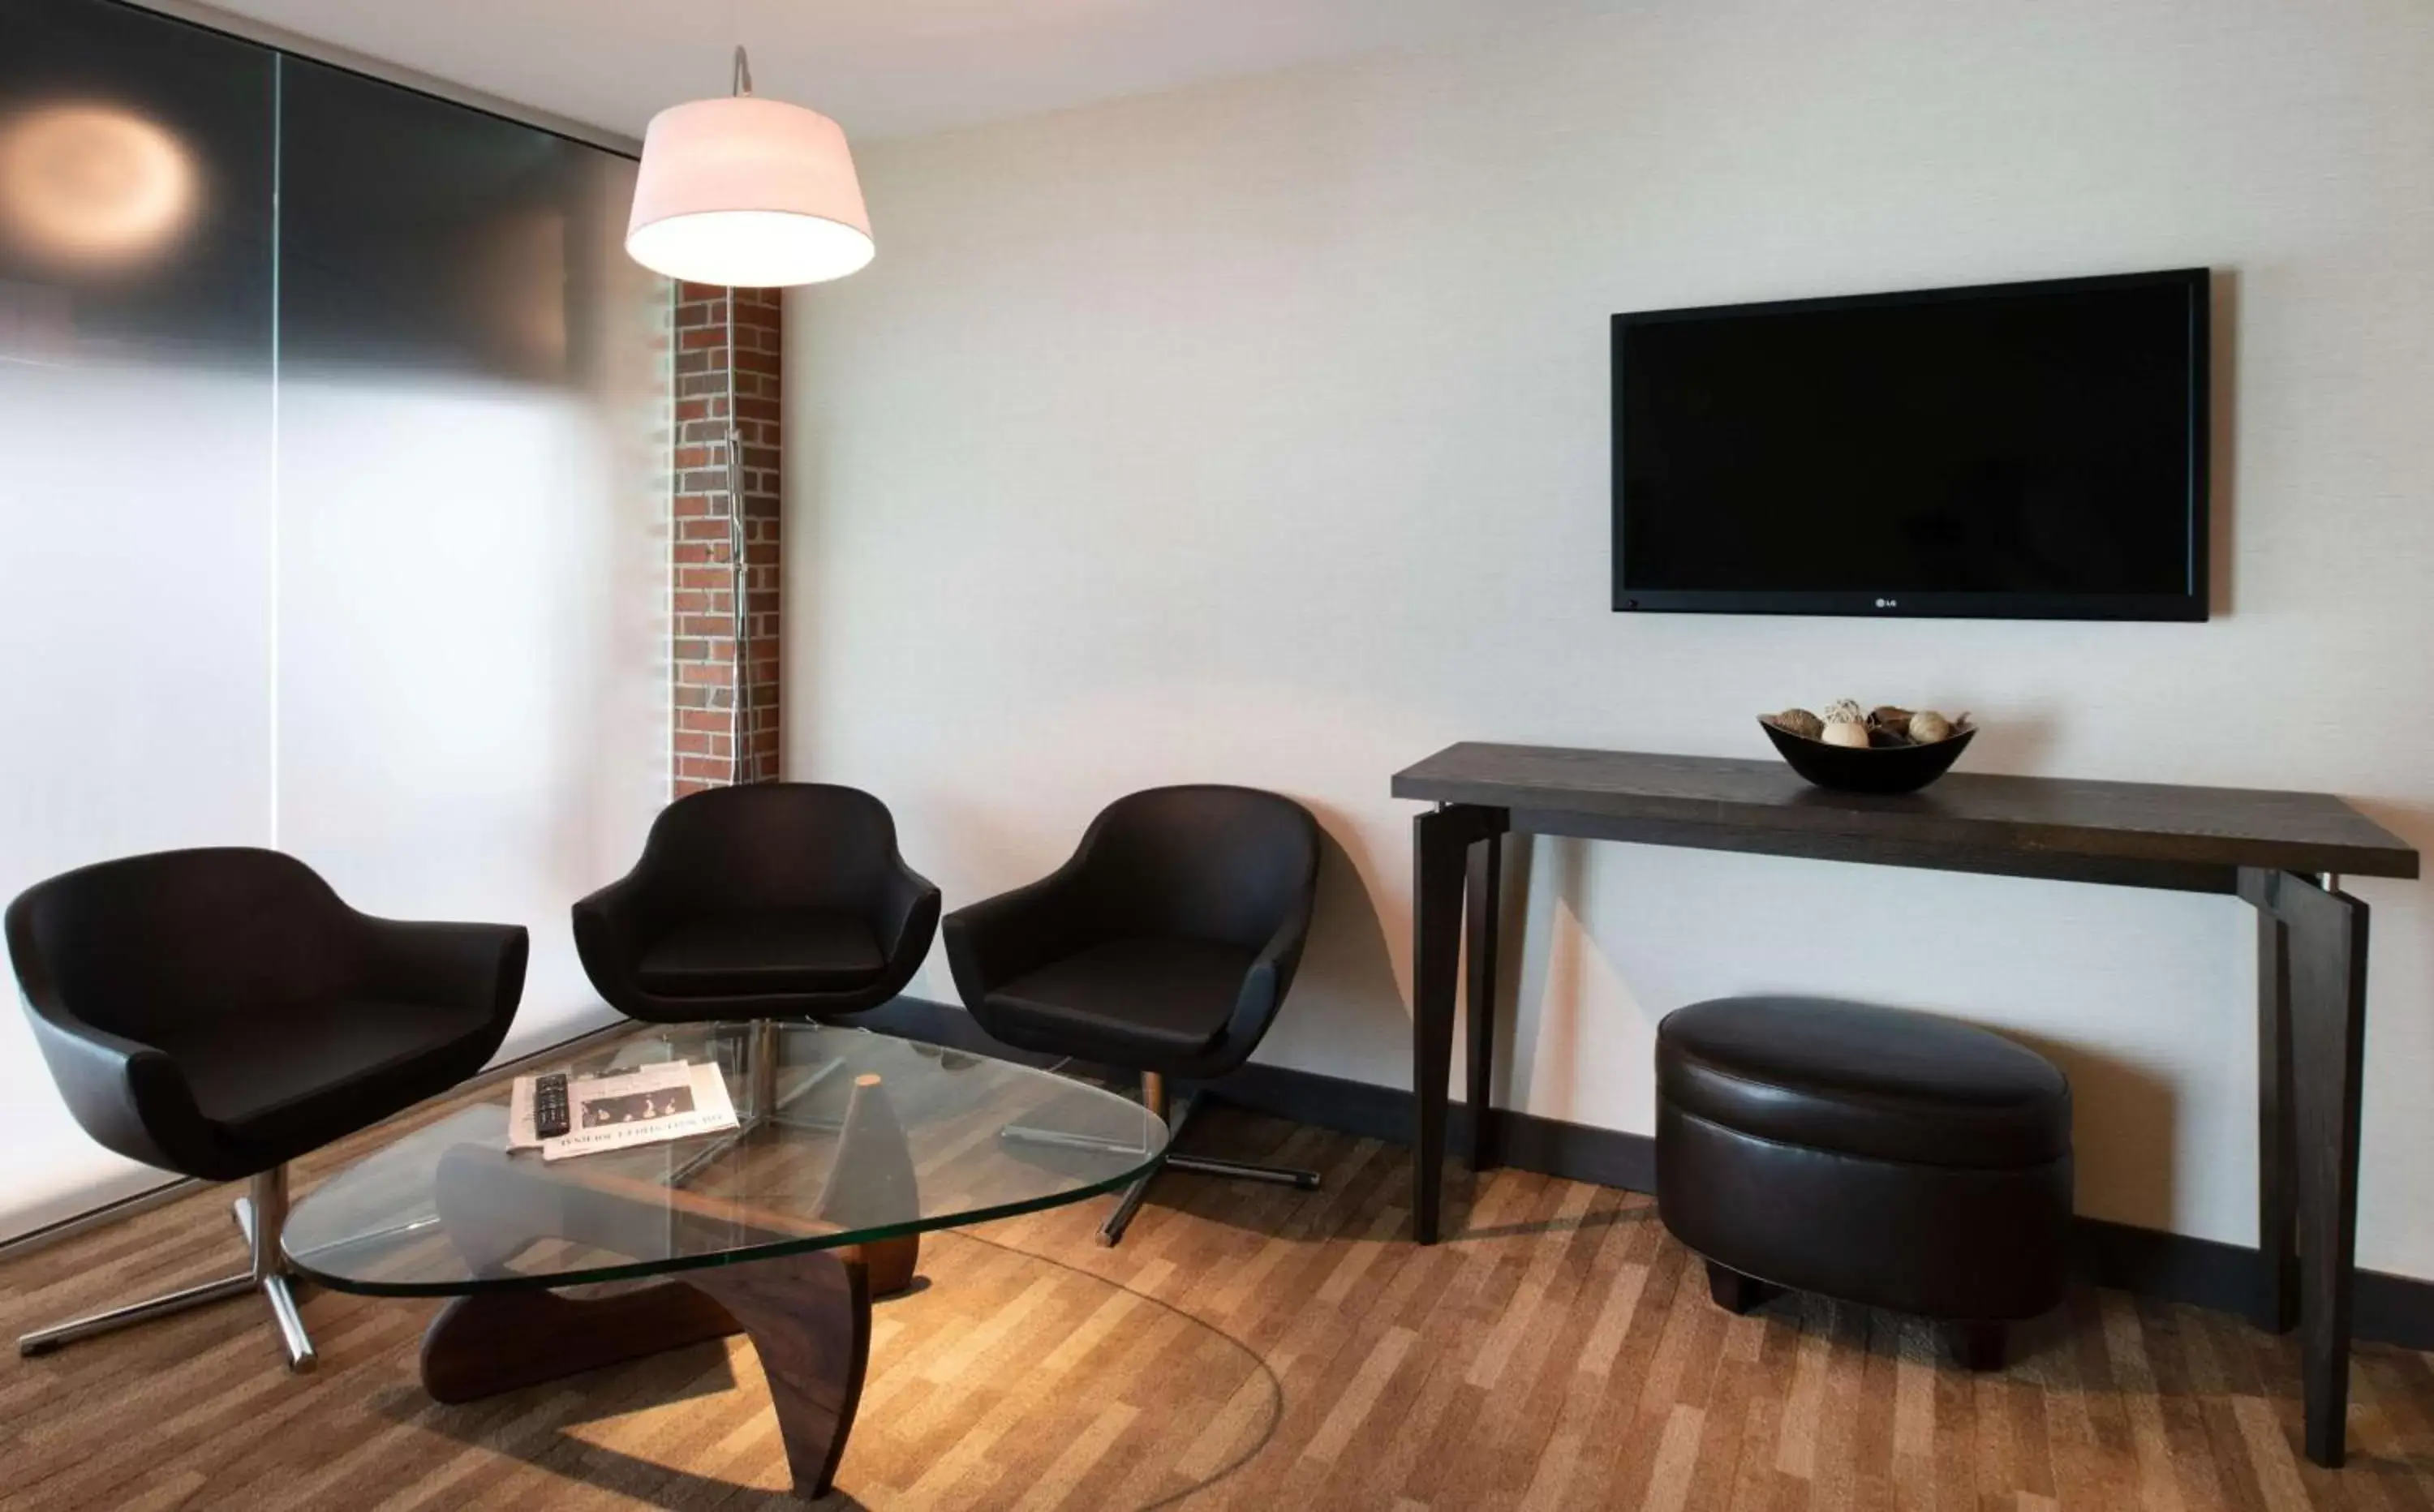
(1612, 268, 2210, 621)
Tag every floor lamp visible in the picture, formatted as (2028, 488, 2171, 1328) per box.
(621, 42, 876, 788)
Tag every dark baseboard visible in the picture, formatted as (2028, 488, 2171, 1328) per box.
(859, 996, 2434, 1349)
(2359, 1271, 2434, 1352)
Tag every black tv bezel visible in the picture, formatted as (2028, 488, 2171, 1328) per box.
(1610, 267, 2212, 622)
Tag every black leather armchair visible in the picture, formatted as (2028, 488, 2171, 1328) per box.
(6, 848, 527, 1368)
(572, 783, 939, 1025)
(944, 784, 1321, 1244)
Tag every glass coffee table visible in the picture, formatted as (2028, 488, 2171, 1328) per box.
(283, 1022, 1166, 1500)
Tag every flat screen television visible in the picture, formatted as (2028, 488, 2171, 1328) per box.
(1611, 268, 2210, 621)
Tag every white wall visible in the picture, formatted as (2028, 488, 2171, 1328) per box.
(785, 0, 2434, 1274)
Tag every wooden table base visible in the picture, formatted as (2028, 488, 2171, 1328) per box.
(419, 1142, 920, 1499)
(419, 1235, 914, 1500)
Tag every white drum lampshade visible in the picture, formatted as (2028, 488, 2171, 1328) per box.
(626, 88, 873, 287)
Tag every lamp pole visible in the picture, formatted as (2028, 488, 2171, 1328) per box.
(725, 281, 750, 785)
(725, 46, 754, 788)
(629, 39, 870, 787)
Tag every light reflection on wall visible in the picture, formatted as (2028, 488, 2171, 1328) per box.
(0, 101, 197, 273)
(0, 277, 74, 360)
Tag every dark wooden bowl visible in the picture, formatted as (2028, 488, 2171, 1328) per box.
(1759, 718, 1976, 795)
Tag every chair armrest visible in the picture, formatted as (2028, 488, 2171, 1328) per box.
(570, 867, 659, 974)
(874, 857, 943, 972)
(1220, 883, 1318, 1055)
(940, 866, 1093, 1008)
(18, 997, 200, 1173)
(359, 917, 531, 1020)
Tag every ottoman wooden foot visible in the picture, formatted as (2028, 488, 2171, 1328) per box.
(1705, 1261, 1780, 1315)
(1950, 1321, 2007, 1372)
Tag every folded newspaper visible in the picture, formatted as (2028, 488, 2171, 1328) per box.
(508, 1060, 739, 1161)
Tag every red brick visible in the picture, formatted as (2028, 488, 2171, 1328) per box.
(661, 286, 780, 793)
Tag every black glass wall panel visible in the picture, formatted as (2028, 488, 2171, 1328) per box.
(278, 54, 626, 385)
(2, 0, 647, 380)
(0, 0, 273, 363)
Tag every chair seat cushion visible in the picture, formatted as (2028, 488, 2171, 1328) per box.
(1656, 996, 2071, 1169)
(983, 936, 1254, 1064)
(155, 995, 501, 1152)
(635, 909, 886, 997)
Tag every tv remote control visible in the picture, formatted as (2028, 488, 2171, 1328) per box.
(533, 1072, 570, 1140)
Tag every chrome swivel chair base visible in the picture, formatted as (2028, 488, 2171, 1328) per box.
(658, 1020, 849, 1190)
(1004, 1071, 1322, 1247)
(17, 1166, 316, 1372)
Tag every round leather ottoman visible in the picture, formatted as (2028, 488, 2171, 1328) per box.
(1653, 996, 2072, 1368)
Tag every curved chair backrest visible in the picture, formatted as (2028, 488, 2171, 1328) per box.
(1070, 785, 1320, 951)
(6, 848, 360, 1044)
(636, 784, 910, 917)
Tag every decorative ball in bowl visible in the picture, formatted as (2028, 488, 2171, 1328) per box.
(1759, 702, 1976, 795)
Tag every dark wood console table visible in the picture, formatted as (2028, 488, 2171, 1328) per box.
(1395, 741, 2418, 1467)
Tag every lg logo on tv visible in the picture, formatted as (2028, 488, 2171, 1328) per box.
(1874, 597, 1899, 609)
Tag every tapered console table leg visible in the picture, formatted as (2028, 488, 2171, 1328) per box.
(2243, 866, 2371, 1469)
(1411, 803, 1506, 1244)
(1412, 809, 1468, 1244)
(420, 1246, 871, 1499)
(2285, 874, 2370, 1470)
(2251, 878, 2299, 1334)
(1465, 828, 1505, 1172)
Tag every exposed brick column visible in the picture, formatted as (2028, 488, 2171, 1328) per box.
(670, 284, 782, 796)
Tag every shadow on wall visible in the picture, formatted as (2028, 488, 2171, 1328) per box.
(1948, 708, 2061, 773)
(1496, 833, 1643, 1119)
(1265, 800, 1407, 1078)
(1987, 1024, 2180, 1229)
(1492, 831, 1540, 1112)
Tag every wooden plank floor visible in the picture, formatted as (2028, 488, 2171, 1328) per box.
(4, 1093, 2430, 1510)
